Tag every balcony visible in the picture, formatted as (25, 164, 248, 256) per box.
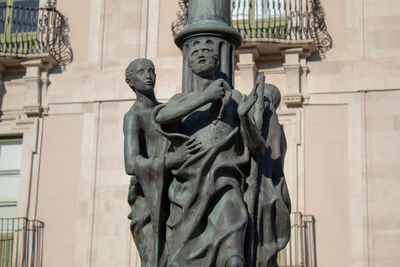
(232, 0, 331, 59)
(172, 0, 331, 60)
(0, 4, 71, 71)
(0, 218, 44, 267)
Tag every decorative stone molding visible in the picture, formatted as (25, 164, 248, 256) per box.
(283, 93, 304, 108)
(23, 105, 42, 117)
(0, 55, 56, 121)
(282, 48, 307, 108)
(21, 59, 43, 117)
(238, 39, 315, 61)
(20, 57, 55, 117)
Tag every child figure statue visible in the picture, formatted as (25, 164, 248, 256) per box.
(123, 58, 201, 267)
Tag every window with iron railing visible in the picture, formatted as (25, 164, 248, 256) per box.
(172, 0, 332, 55)
(255, 0, 286, 19)
(232, 0, 288, 39)
(231, 0, 332, 56)
(0, 0, 40, 54)
(232, 0, 286, 20)
(0, 0, 72, 65)
(232, 0, 315, 40)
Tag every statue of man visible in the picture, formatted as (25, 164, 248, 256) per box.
(152, 39, 266, 267)
(124, 58, 201, 266)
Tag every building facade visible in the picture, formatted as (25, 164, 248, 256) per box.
(0, 0, 399, 266)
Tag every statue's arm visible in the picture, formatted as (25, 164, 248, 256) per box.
(154, 92, 207, 124)
(239, 113, 265, 157)
(234, 90, 265, 158)
(154, 79, 227, 124)
(123, 112, 144, 176)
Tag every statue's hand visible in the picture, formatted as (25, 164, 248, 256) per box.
(255, 72, 265, 90)
(180, 137, 202, 160)
(202, 78, 227, 103)
(238, 89, 258, 118)
(165, 138, 202, 170)
(238, 73, 264, 117)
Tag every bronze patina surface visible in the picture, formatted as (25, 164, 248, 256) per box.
(124, 1, 290, 266)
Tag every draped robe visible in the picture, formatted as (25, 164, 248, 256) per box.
(149, 88, 291, 267)
(152, 93, 249, 266)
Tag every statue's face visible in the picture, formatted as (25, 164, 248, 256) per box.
(126, 60, 156, 93)
(188, 45, 218, 77)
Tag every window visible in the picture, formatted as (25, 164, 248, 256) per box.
(255, 0, 286, 19)
(232, 0, 250, 20)
(0, 0, 40, 53)
(232, 0, 286, 20)
(232, 0, 287, 39)
(0, 138, 22, 218)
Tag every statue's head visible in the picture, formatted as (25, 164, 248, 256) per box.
(264, 83, 281, 109)
(125, 58, 156, 94)
(187, 40, 219, 78)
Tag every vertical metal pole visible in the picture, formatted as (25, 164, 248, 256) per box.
(304, 217, 309, 267)
(1, 218, 4, 266)
(16, 219, 19, 267)
(25, 219, 29, 267)
(10, 218, 14, 267)
(299, 212, 304, 266)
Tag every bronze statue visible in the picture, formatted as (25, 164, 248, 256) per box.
(124, 58, 201, 266)
(124, 1, 291, 266)
(153, 38, 264, 267)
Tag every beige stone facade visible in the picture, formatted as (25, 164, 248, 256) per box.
(0, 0, 400, 266)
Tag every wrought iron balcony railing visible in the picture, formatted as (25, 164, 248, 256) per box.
(172, 0, 331, 56)
(0, 218, 44, 267)
(278, 212, 317, 267)
(0, 4, 71, 65)
(232, 0, 331, 54)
